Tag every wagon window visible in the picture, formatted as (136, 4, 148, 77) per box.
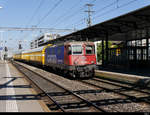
(86, 45, 95, 54)
(72, 45, 82, 55)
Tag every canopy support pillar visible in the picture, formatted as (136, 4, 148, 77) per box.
(102, 39, 104, 67)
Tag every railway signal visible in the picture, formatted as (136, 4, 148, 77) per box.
(4, 46, 8, 52)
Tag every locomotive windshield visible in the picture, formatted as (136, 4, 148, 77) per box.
(86, 45, 95, 55)
(72, 45, 82, 55)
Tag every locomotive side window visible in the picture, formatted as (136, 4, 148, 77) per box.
(72, 45, 82, 55)
(86, 45, 95, 54)
(68, 46, 72, 55)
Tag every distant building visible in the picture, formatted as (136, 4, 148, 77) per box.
(30, 33, 60, 49)
(0, 47, 4, 60)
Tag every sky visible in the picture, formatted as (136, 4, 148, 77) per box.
(0, 0, 150, 53)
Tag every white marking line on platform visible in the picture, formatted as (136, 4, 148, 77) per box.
(5, 61, 18, 112)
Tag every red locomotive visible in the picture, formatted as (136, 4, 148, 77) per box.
(44, 41, 97, 78)
(63, 41, 96, 78)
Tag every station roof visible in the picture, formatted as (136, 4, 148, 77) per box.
(46, 4, 150, 44)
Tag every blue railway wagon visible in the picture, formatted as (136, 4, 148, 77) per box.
(45, 45, 65, 70)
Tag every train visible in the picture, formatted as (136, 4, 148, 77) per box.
(13, 41, 97, 78)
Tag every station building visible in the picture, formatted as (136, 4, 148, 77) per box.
(30, 33, 60, 49)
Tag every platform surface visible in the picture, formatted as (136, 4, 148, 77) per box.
(0, 60, 49, 112)
(95, 69, 150, 87)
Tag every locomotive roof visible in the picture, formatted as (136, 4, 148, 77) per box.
(56, 41, 94, 46)
(64, 41, 94, 45)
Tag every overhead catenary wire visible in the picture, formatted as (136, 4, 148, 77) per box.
(21, 0, 63, 44)
(50, 0, 83, 27)
(26, 0, 44, 27)
(24, 0, 96, 37)
(17, 0, 139, 46)
(25, 0, 45, 28)
(22, 0, 83, 41)
(52, 0, 97, 28)
(69, 0, 138, 29)
(19, 0, 45, 48)
(92, 0, 138, 21)
(64, 0, 117, 28)
(36, 0, 63, 27)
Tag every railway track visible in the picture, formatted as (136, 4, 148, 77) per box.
(11, 61, 150, 112)
(12, 61, 106, 112)
(93, 77, 150, 95)
(75, 77, 150, 112)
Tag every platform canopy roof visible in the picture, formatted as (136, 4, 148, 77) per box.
(46, 4, 150, 44)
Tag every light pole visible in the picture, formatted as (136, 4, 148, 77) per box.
(0, 7, 3, 60)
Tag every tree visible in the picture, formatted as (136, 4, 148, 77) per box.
(97, 41, 114, 62)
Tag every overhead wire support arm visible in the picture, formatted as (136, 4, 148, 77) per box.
(0, 27, 75, 32)
(85, 4, 95, 27)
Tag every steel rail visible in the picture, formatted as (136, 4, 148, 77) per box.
(93, 77, 150, 95)
(12, 61, 66, 112)
(76, 79, 150, 105)
(12, 61, 106, 112)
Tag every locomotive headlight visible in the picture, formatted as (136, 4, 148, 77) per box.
(74, 61, 78, 65)
(91, 61, 95, 64)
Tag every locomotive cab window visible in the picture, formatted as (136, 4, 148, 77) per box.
(86, 45, 95, 55)
(72, 45, 82, 55)
(68, 46, 72, 55)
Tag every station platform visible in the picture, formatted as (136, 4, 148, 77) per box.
(0, 60, 50, 112)
(95, 70, 150, 88)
